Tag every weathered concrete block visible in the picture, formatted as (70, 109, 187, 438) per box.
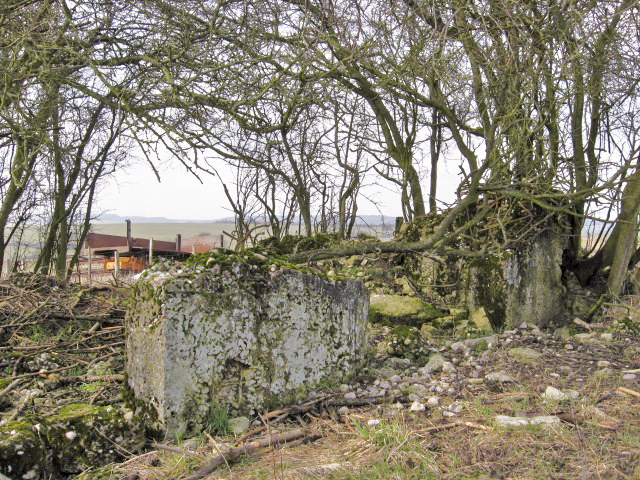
(126, 260, 368, 437)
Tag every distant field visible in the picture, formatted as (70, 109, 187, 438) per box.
(92, 222, 236, 242)
(92, 222, 394, 243)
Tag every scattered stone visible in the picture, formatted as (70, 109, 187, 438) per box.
(468, 378, 484, 385)
(599, 333, 613, 342)
(542, 386, 566, 401)
(495, 415, 529, 427)
(409, 401, 426, 412)
(338, 406, 349, 415)
(564, 344, 574, 350)
(389, 375, 402, 384)
(344, 392, 357, 400)
(448, 402, 464, 414)
(442, 411, 457, 417)
(597, 360, 611, 368)
(339, 384, 351, 393)
(229, 416, 251, 435)
(421, 353, 446, 374)
(367, 419, 381, 427)
(574, 333, 598, 344)
(464, 335, 498, 350)
(529, 415, 562, 425)
(442, 362, 457, 374)
(427, 396, 439, 407)
(622, 373, 637, 381)
(592, 368, 614, 379)
(508, 347, 542, 364)
(64, 431, 77, 441)
(485, 371, 517, 383)
(495, 415, 561, 427)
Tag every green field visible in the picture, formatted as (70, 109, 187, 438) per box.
(91, 222, 235, 242)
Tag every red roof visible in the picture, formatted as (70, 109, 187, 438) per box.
(86, 232, 178, 255)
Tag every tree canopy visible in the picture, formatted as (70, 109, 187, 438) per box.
(1, 0, 639, 293)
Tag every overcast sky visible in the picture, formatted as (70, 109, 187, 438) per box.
(97, 156, 463, 222)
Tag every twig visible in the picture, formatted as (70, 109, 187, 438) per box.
(622, 369, 640, 374)
(617, 386, 640, 398)
(183, 429, 308, 480)
(0, 378, 24, 399)
(153, 443, 202, 457)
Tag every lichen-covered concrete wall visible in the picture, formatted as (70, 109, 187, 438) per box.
(465, 228, 568, 329)
(126, 260, 368, 437)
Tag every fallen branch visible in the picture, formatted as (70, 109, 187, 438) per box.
(572, 317, 606, 331)
(622, 369, 640, 374)
(183, 428, 308, 480)
(53, 374, 125, 386)
(0, 378, 24, 399)
(617, 386, 640, 398)
(235, 395, 395, 444)
(153, 443, 202, 457)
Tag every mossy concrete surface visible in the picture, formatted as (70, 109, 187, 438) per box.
(369, 294, 446, 327)
(126, 260, 369, 437)
(0, 404, 144, 478)
(0, 420, 47, 479)
(47, 404, 145, 474)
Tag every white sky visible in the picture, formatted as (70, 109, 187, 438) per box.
(97, 156, 462, 222)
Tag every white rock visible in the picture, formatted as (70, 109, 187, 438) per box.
(65, 431, 77, 441)
(427, 396, 439, 407)
(495, 415, 529, 427)
(344, 392, 357, 400)
(339, 384, 351, 393)
(379, 380, 391, 390)
(367, 419, 381, 426)
(529, 415, 561, 425)
(542, 386, 567, 401)
(622, 373, 637, 381)
(442, 362, 457, 373)
(485, 371, 517, 383)
(597, 360, 611, 368)
(448, 402, 464, 414)
(389, 375, 402, 384)
(443, 411, 457, 417)
(409, 401, 426, 412)
(338, 406, 349, 415)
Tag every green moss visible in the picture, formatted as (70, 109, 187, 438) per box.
(0, 420, 48, 478)
(46, 403, 146, 474)
(369, 294, 447, 327)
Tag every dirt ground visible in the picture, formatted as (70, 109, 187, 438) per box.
(1, 274, 639, 480)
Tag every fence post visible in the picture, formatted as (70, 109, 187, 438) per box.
(149, 238, 154, 265)
(88, 248, 92, 285)
(114, 250, 120, 283)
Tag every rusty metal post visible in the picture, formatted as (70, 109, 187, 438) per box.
(175, 234, 181, 253)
